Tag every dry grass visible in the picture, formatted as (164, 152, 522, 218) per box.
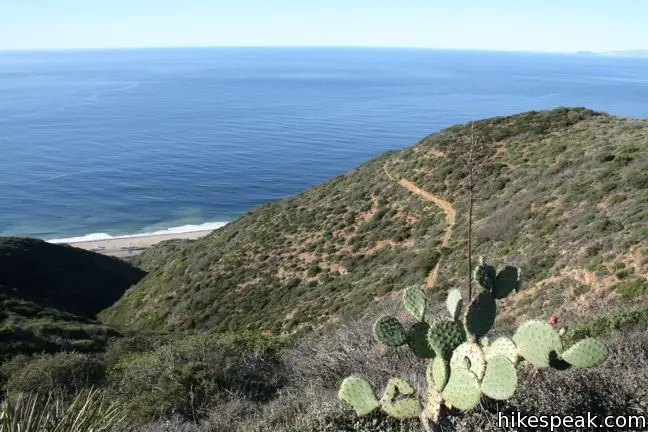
(127, 313, 648, 432)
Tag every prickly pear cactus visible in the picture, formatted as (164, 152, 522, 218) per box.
(475, 257, 521, 299)
(446, 288, 463, 321)
(450, 342, 486, 379)
(474, 257, 496, 291)
(442, 367, 481, 410)
(484, 336, 518, 364)
(513, 320, 562, 368)
(380, 378, 422, 419)
(408, 322, 436, 358)
(429, 357, 449, 392)
(464, 291, 496, 339)
(481, 355, 517, 400)
(373, 315, 408, 347)
(403, 285, 427, 321)
(427, 320, 466, 360)
(561, 338, 608, 368)
(424, 384, 443, 423)
(492, 265, 521, 299)
(339, 256, 609, 431)
(339, 376, 380, 416)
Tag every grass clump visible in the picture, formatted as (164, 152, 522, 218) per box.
(0, 389, 125, 432)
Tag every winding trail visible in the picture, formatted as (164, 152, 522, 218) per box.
(383, 164, 456, 290)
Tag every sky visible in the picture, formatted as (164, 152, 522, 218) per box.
(1, 1, 647, 53)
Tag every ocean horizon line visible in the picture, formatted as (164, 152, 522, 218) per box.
(0, 45, 580, 55)
(47, 221, 229, 244)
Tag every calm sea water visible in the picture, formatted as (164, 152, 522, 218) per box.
(1, 48, 647, 241)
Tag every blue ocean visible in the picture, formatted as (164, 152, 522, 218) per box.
(1, 48, 647, 241)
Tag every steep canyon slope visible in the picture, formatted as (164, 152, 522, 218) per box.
(99, 108, 648, 334)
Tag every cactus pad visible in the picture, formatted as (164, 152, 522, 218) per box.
(442, 367, 482, 411)
(339, 376, 380, 416)
(561, 339, 608, 368)
(446, 288, 463, 321)
(464, 291, 497, 339)
(485, 336, 518, 364)
(379, 378, 422, 419)
(373, 315, 408, 347)
(474, 257, 496, 292)
(428, 356, 449, 391)
(427, 319, 467, 360)
(408, 322, 436, 358)
(513, 320, 562, 368)
(424, 384, 443, 423)
(481, 355, 517, 400)
(492, 266, 521, 299)
(403, 285, 427, 321)
(450, 342, 486, 379)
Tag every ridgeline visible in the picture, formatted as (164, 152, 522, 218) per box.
(97, 107, 648, 334)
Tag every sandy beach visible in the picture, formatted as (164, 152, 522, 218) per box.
(66, 229, 215, 258)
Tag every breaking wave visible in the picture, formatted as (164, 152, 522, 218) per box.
(48, 221, 228, 244)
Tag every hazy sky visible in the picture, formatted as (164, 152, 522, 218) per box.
(1, 1, 646, 52)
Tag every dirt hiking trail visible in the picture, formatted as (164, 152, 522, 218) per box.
(383, 164, 456, 290)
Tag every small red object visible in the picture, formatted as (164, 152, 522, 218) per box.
(548, 314, 558, 326)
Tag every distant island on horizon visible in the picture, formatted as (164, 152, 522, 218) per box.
(577, 49, 648, 57)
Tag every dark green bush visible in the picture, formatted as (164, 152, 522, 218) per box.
(613, 278, 648, 299)
(5, 351, 105, 394)
(564, 307, 648, 344)
(108, 333, 287, 422)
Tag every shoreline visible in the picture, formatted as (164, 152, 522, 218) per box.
(65, 229, 215, 258)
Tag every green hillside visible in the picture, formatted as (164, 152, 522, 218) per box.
(0, 238, 144, 359)
(100, 107, 648, 334)
(0, 294, 119, 359)
(0, 237, 146, 317)
(2, 107, 647, 431)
